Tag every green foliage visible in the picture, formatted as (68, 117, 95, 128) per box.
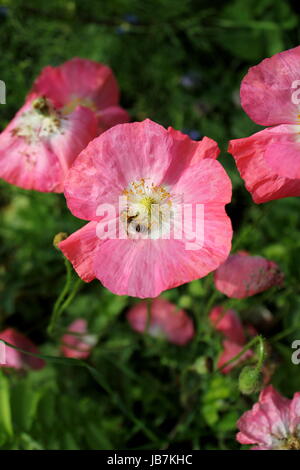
(0, 0, 300, 450)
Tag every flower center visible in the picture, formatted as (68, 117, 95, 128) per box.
(121, 178, 173, 239)
(276, 434, 300, 450)
(12, 97, 64, 144)
(61, 96, 97, 115)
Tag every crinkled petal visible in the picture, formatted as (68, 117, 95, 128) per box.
(229, 125, 300, 203)
(241, 46, 300, 126)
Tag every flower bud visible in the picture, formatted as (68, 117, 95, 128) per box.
(53, 232, 68, 249)
(238, 366, 262, 395)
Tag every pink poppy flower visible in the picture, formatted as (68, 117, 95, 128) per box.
(127, 298, 194, 345)
(209, 306, 253, 373)
(30, 57, 129, 134)
(214, 252, 284, 299)
(61, 319, 97, 360)
(59, 119, 232, 298)
(0, 58, 129, 193)
(237, 385, 300, 450)
(0, 328, 45, 370)
(229, 46, 300, 203)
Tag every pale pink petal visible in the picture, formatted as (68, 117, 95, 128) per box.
(240, 45, 300, 126)
(58, 221, 100, 282)
(229, 125, 300, 203)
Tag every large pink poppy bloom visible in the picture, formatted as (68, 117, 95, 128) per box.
(0, 58, 129, 192)
(127, 298, 194, 345)
(59, 119, 232, 298)
(60, 318, 97, 360)
(0, 328, 45, 370)
(229, 46, 300, 203)
(237, 385, 300, 450)
(214, 252, 284, 299)
(210, 306, 253, 373)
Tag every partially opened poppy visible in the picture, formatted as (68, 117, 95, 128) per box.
(0, 58, 129, 192)
(237, 385, 300, 450)
(127, 298, 194, 345)
(59, 119, 232, 298)
(229, 45, 300, 203)
(0, 328, 45, 370)
(61, 318, 97, 360)
(214, 252, 284, 299)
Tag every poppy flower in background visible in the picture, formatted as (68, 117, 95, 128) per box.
(30, 58, 130, 134)
(127, 297, 194, 345)
(60, 318, 97, 360)
(214, 252, 284, 299)
(229, 45, 300, 203)
(209, 306, 254, 373)
(237, 385, 300, 450)
(59, 119, 232, 298)
(0, 328, 45, 370)
(0, 58, 129, 192)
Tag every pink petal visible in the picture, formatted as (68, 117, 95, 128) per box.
(217, 340, 252, 374)
(210, 306, 245, 344)
(30, 57, 120, 110)
(229, 125, 300, 203)
(214, 253, 284, 299)
(0, 328, 44, 370)
(241, 45, 300, 126)
(0, 100, 97, 193)
(127, 298, 194, 345)
(97, 105, 130, 133)
(61, 319, 94, 359)
(289, 392, 300, 434)
(93, 205, 232, 298)
(64, 121, 222, 221)
(59, 221, 99, 282)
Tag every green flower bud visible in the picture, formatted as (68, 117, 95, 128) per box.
(238, 366, 262, 395)
(53, 232, 68, 249)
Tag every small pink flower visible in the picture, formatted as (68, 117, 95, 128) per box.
(127, 298, 194, 345)
(0, 328, 45, 370)
(214, 252, 284, 299)
(209, 306, 253, 373)
(237, 385, 300, 450)
(229, 46, 300, 203)
(0, 58, 129, 192)
(61, 319, 96, 360)
(59, 119, 232, 298)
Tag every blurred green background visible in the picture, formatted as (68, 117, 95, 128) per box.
(0, 0, 300, 450)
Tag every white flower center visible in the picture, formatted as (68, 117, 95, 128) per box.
(12, 97, 65, 144)
(121, 178, 174, 239)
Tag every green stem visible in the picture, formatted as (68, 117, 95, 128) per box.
(47, 258, 82, 337)
(218, 335, 265, 372)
